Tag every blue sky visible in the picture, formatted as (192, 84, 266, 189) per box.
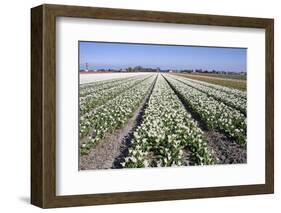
(79, 41, 247, 72)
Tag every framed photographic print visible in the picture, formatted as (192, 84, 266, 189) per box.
(31, 4, 274, 208)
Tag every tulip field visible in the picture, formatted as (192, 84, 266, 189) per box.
(79, 73, 247, 170)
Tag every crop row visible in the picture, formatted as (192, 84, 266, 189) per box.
(123, 74, 215, 168)
(80, 75, 156, 155)
(80, 75, 138, 97)
(170, 75, 246, 114)
(80, 75, 151, 116)
(165, 75, 247, 145)
(182, 76, 247, 99)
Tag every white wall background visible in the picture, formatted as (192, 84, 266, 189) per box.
(0, 0, 279, 212)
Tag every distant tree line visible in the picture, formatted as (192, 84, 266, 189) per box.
(80, 65, 246, 75)
(126, 66, 160, 72)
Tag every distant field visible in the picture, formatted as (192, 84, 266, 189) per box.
(173, 73, 246, 91)
(80, 72, 148, 84)
(183, 73, 247, 80)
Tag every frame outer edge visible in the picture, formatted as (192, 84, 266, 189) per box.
(42, 4, 57, 208)
(265, 19, 274, 193)
(30, 4, 274, 208)
(43, 3, 272, 28)
(31, 5, 44, 208)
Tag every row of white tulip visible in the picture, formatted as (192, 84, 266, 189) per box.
(169, 75, 247, 114)
(80, 75, 139, 97)
(164, 75, 247, 145)
(123, 74, 215, 168)
(181, 76, 247, 99)
(80, 75, 157, 155)
(80, 74, 151, 116)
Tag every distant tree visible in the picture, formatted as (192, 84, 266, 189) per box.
(127, 67, 133, 72)
(133, 66, 143, 72)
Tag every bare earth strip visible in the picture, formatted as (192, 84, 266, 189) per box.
(79, 114, 137, 170)
(179, 73, 246, 80)
(79, 77, 157, 170)
(205, 131, 246, 164)
(172, 73, 246, 91)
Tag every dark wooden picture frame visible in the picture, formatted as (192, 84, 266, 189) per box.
(31, 4, 274, 208)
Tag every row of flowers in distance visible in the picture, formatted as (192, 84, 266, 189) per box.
(80, 75, 157, 155)
(80, 75, 151, 116)
(170, 75, 247, 114)
(80, 75, 137, 97)
(165, 75, 247, 146)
